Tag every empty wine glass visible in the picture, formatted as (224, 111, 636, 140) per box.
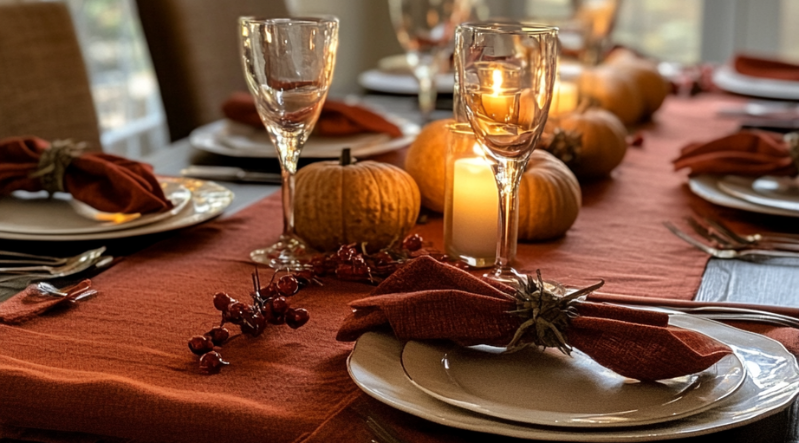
(454, 22, 559, 282)
(388, 0, 470, 122)
(239, 16, 338, 267)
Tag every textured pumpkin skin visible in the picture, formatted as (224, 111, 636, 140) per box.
(518, 150, 582, 241)
(294, 160, 421, 252)
(578, 66, 644, 125)
(404, 119, 452, 213)
(559, 108, 628, 178)
(606, 52, 669, 116)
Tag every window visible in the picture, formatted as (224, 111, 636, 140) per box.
(64, 0, 167, 157)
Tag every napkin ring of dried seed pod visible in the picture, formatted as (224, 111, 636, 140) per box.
(28, 139, 88, 194)
(504, 270, 604, 354)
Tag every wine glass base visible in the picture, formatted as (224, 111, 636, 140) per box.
(250, 235, 311, 271)
(483, 265, 523, 287)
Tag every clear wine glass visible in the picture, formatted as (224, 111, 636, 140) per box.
(388, 0, 469, 122)
(454, 22, 559, 282)
(239, 16, 338, 267)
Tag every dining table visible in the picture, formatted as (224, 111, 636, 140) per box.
(1, 91, 799, 443)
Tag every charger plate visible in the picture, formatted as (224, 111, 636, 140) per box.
(347, 313, 799, 442)
(401, 339, 744, 428)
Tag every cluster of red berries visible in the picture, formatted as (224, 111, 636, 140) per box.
(305, 233, 436, 284)
(188, 269, 310, 374)
(188, 234, 464, 375)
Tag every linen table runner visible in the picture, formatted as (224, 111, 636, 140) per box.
(0, 94, 796, 443)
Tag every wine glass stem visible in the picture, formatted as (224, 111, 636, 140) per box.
(492, 159, 524, 275)
(281, 169, 296, 237)
(412, 54, 439, 123)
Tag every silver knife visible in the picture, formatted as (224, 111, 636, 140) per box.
(181, 165, 282, 184)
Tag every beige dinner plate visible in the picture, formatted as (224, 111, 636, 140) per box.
(0, 180, 192, 235)
(689, 175, 799, 217)
(0, 177, 233, 241)
(717, 175, 799, 212)
(347, 312, 799, 442)
(401, 339, 744, 428)
(190, 110, 419, 159)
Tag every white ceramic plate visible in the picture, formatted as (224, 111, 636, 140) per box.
(190, 114, 419, 159)
(717, 175, 799, 212)
(358, 69, 455, 95)
(713, 65, 799, 100)
(689, 175, 799, 217)
(401, 339, 744, 428)
(0, 177, 233, 241)
(0, 181, 192, 235)
(348, 313, 799, 442)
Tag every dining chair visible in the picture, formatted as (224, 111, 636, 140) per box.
(0, 2, 102, 151)
(134, 0, 290, 142)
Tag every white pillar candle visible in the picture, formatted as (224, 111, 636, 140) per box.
(550, 79, 578, 117)
(450, 157, 499, 260)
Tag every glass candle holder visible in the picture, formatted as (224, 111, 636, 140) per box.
(550, 76, 579, 117)
(444, 123, 515, 268)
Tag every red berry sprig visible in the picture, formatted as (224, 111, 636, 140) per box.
(188, 268, 310, 374)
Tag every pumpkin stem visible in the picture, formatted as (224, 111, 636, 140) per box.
(339, 148, 352, 166)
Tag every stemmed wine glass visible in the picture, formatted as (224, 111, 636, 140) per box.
(388, 0, 469, 122)
(454, 22, 559, 281)
(239, 16, 338, 267)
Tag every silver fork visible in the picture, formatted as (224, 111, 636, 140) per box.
(664, 221, 799, 260)
(701, 215, 799, 246)
(0, 247, 106, 274)
(0, 255, 112, 284)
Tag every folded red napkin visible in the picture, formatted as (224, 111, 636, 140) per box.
(0, 137, 172, 214)
(673, 130, 798, 176)
(734, 54, 799, 82)
(0, 280, 93, 325)
(337, 256, 732, 381)
(221, 92, 403, 138)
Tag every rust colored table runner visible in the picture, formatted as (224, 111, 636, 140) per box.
(0, 94, 796, 443)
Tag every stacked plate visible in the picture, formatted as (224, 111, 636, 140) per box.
(189, 108, 419, 159)
(0, 177, 234, 241)
(713, 65, 799, 101)
(347, 311, 799, 441)
(690, 175, 799, 218)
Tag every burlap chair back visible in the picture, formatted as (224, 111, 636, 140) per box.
(0, 2, 102, 151)
(135, 0, 289, 141)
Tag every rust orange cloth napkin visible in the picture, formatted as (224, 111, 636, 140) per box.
(337, 257, 732, 381)
(0, 280, 93, 325)
(221, 92, 403, 138)
(673, 130, 797, 176)
(734, 54, 799, 82)
(0, 137, 172, 214)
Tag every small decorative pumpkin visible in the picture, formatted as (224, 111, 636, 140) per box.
(404, 119, 451, 212)
(518, 150, 582, 241)
(578, 65, 644, 125)
(555, 108, 628, 178)
(295, 149, 421, 252)
(605, 50, 669, 115)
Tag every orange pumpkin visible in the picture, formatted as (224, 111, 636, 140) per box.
(557, 108, 628, 178)
(404, 119, 451, 212)
(578, 65, 644, 125)
(518, 150, 582, 241)
(294, 152, 421, 252)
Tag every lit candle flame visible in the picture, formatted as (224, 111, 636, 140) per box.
(491, 69, 503, 94)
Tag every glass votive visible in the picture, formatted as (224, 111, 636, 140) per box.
(550, 76, 579, 117)
(444, 123, 504, 268)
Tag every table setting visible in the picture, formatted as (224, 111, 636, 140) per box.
(3, 2, 799, 443)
